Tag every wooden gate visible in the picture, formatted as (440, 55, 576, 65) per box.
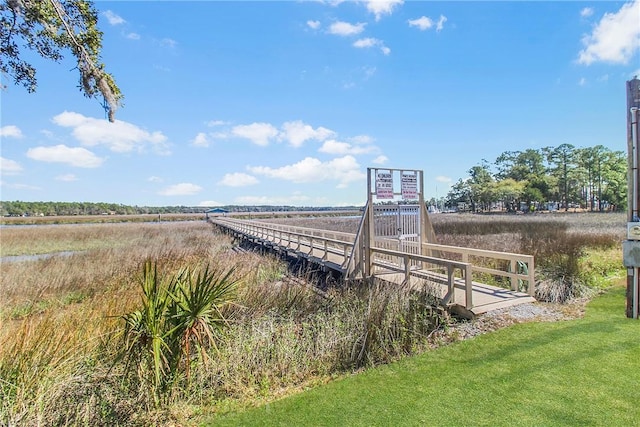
(373, 204, 421, 254)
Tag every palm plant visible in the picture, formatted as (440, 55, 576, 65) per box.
(121, 259, 238, 404)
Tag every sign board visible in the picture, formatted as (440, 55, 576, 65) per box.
(376, 172, 394, 199)
(401, 172, 418, 199)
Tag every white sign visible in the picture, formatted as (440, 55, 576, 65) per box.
(376, 172, 394, 199)
(401, 172, 418, 199)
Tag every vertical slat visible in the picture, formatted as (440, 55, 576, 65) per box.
(404, 254, 410, 284)
(465, 264, 473, 309)
(528, 256, 535, 296)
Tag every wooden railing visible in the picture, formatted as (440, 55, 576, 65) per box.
(369, 246, 473, 308)
(211, 217, 355, 268)
(424, 242, 535, 296)
(210, 217, 534, 309)
(371, 238, 534, 296)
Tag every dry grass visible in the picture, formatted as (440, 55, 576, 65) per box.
(0, 212, 625, 425)
(0, 221, 243, 425)
(1, 220, 443, 425)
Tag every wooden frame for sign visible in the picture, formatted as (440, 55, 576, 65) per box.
(348, 168, 438, 277)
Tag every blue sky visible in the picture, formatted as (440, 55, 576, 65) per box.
(1, 0, 639, 207)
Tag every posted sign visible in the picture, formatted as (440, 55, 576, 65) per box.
(376, 172, 394, 199)
(401, 172, 418, 200)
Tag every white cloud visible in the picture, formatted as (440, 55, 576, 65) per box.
(198, 200, 223, 207)
(218, 172, 259, 187)
(26, 145, 104, 168)
(578, 0, 640, 65)
(580, 7, 594, 18)
(0, 157, 23, 175)
(436, 15, 448, 32)
(158, 183, 202, 196)
(307, 20, 321, 30)
(206, 120, 229, 127)
(436, 175, 453, 184)
(279, 120, 335, 147)
(192, 132, 210, 147)
(248, 155, 365, 188)
(598, 74, 609, 82)
(235, 194, 312, 205)
(154, 65, 171, 73)
(56, 174, 77, 182)
(579, 77, 587, 86)
(103, 10, 125, 25)
(350, 135, 374, 144)
(353, 38, 390, 55)
(0, 181, 41, 191)
(408, 16, 433, 31)
(148, 176, 163, 183)
(126, 32, 140, 40)
(363, 66, 377, 79)
(232, 122, 279, 146)
(315, 0, 346, 6)
(365, 0, 404, 21)
(52, 111, 170, 154)
(372, 155, 388, 165)
(0, 125, 23, 138)
(210, 132, 230, 140)
(329, 21, 366, 36)
(161, 38, 178, 48)
(318, 139, 378, 155)
(353, 38, 377, 48)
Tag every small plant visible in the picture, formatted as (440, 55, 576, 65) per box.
(121, 259, 238, 405)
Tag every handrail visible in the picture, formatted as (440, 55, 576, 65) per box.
(210, 217, 535, 309)
(212, 217, 355, 268)
(423, 242, 535, 296)
(369, 246, 473, 309)
(211, 217, 475, 309)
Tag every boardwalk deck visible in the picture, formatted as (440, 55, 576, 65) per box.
(211, 217, 536, 318)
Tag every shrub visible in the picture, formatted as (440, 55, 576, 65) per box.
(121, 260, 238, 405)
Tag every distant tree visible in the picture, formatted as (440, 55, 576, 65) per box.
(495, 149, 546, 182)
(574, 145, 626, 211)
(468, 162, 495, 212)
(0, 0, 121, 121)
(445, 178, 473, 211)
(600, 149, 627, 211)
(544, 143, 576, 210)
(493, 178, 525, 212)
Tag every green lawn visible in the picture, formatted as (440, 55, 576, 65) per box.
(206, 284, 640, 426)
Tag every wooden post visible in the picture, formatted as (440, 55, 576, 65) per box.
(464, 264, 473, 310)
(510, 259, 518, 291)
(626, 78, 640, 318)
(528, 256, 535, 297)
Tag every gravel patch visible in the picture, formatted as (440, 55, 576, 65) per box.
(431, 300, 586, 345)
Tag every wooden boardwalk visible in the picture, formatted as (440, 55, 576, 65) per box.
(211, 217, 536, 318)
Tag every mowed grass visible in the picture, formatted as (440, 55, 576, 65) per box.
(208, 281, 638, 427)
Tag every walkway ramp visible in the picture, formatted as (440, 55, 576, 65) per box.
(210, 216, 536, 318)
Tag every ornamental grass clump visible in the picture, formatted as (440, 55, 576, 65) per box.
(121, 259, 238, 405)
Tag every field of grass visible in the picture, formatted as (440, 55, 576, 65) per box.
(209, 281, 638, 426)
(0, 212, 628, 425)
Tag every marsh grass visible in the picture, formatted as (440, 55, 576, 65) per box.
(0, 220, 444, 425)
(0, 213, 626, 425)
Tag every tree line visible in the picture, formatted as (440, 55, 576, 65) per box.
(0, 202, 361, 217)
(444, 144, 627, 212)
